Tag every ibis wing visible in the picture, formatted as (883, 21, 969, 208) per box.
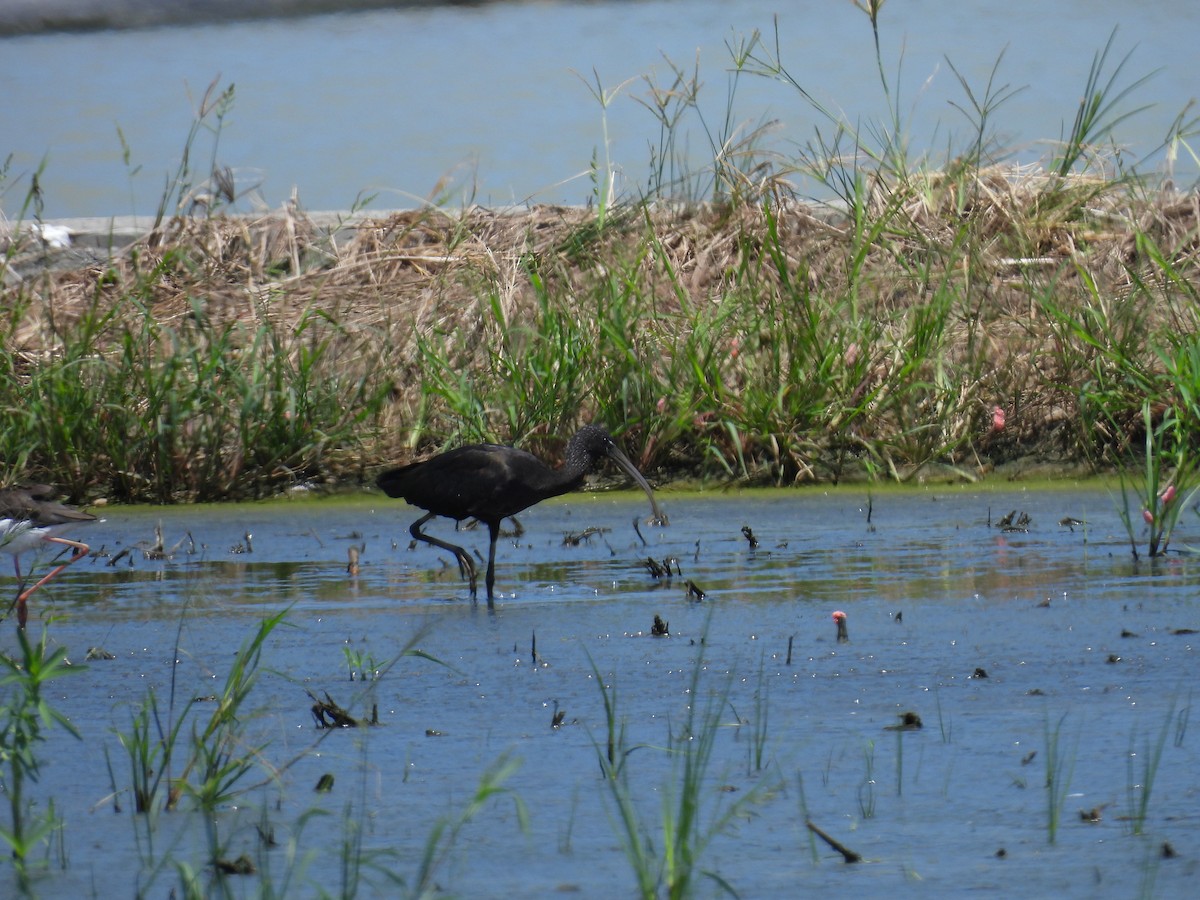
(377, 444, 552, 521)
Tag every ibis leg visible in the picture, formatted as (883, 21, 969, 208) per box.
(485, 521, 500, 609)
(410, 513, 478, 598)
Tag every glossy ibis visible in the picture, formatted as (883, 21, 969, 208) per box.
(0, 485, 97, 628)
(376, 425, 665, 605)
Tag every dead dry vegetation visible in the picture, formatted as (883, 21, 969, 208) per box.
(3, 167, 1200, 499)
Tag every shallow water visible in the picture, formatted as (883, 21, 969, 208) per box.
(4, 485, 1199, 897)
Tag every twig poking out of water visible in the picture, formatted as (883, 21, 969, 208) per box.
(551, 700, 566, 728)
(563, 526, 607, 546)
(741, 525, 759, 549)
(531, 630, 537, 666)
(833, 610, 849, 643)
(786, 635, 793, 666)
(632, 517, 646, 546)
(686, 580, 706, 601)
(644, 556, 681, 579)
(308, 689, 363, 728)
(806, 820, 861, 863)
(230, 531, 254, 554)
(107, 547, 132, 567)
(1059, 516, 1086, 531)
(146, 522, 165, 558)
(996, 510, 1030, 532)
(141, 522, 193, 560)
(651, 614, 669, 636)
(346, 546, 360, 576)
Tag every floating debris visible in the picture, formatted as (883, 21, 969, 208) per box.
(1059, 516, 1086, 530)
(563, 526, 607, 546)
(651, 614, 669, 637)
(741, 525, 759, 549)
(686, 580, 706, 601)
(644, 556, 680, 579)
(315, 773, 335, 793)
(997, 510, 1031, 532)
(806, 820, 861, 864)
(85, 647, 116, 661)
(885, 711, 923, 731)
(308, 690, 364, 728)
(143, 522, 166, 559)
(214, 854, 255, 876)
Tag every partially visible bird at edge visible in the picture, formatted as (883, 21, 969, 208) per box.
(0, 485, 98, 629)
(376, 425, 667, 607)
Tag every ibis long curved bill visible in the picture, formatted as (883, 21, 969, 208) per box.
(604, 442, 668, 526)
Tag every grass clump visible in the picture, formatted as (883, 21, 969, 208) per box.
(0, 625, 82, 888)
(591, 627, 775, 898)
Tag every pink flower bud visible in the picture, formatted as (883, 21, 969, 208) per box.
(1159, 484, 1176, 505)
(992, 406, 1006, 432)
(1143, 508, 1155, 525)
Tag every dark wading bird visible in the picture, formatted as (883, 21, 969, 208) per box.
(0, 485, 97, 628)
(376, 425, 666, 606)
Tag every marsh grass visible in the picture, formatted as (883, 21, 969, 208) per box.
(858, 740, 877, 819)
(592, 629, 773, 898)
(0, 625, 82, 887)
(3, 12, 1200, 497)
(101, 603, 471, 897)
(1043, 712, 1077, 845)
(1125, 698, 1178, 836)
